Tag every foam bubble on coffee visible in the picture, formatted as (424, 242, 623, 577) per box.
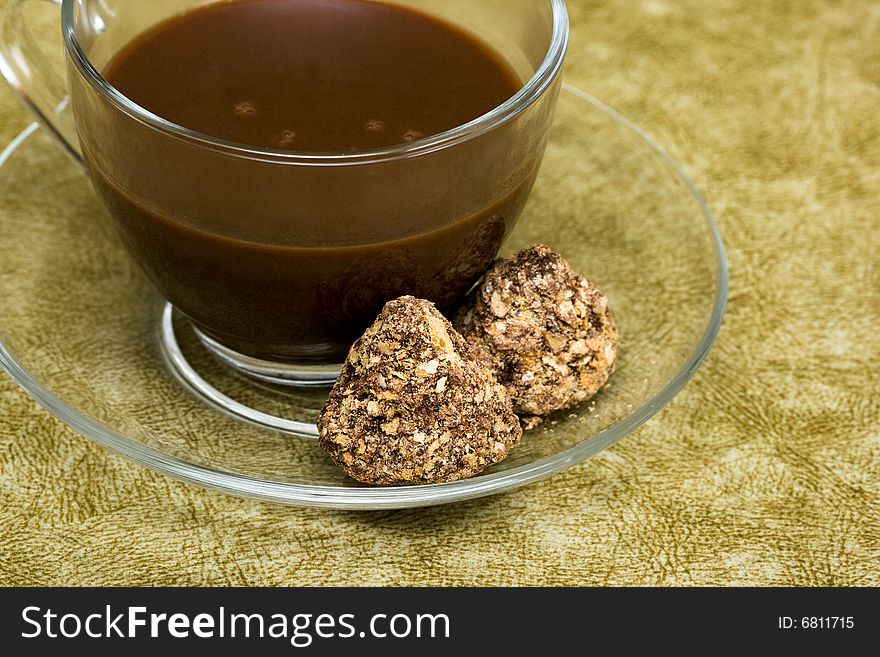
(234, 101, 256, 117)
(278, 129, 297, 147)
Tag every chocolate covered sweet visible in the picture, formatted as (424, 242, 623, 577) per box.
(318, 296, 522, 485)
(455, 244, 619, 416)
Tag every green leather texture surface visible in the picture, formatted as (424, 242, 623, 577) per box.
(0, 0, 878, 585)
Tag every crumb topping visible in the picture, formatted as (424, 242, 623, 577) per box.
(455, 244, 619, 416)
(318, 296, 521, 485)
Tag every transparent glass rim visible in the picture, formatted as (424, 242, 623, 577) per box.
(0, 85, 730, 509)
(61, 0, 571, 166)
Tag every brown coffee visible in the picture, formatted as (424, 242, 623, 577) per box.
(89, 0, 529, 362)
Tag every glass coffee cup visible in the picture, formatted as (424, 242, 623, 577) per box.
(0, 0, 569, 386)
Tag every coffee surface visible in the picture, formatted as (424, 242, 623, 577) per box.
(104, 0, 520, 151)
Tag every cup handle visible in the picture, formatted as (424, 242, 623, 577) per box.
(0, 0, 81, 163)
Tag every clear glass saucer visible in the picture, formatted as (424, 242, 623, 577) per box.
(0, 85, 728, 509)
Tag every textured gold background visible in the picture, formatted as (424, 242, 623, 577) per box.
(1, 0, 878, 586)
